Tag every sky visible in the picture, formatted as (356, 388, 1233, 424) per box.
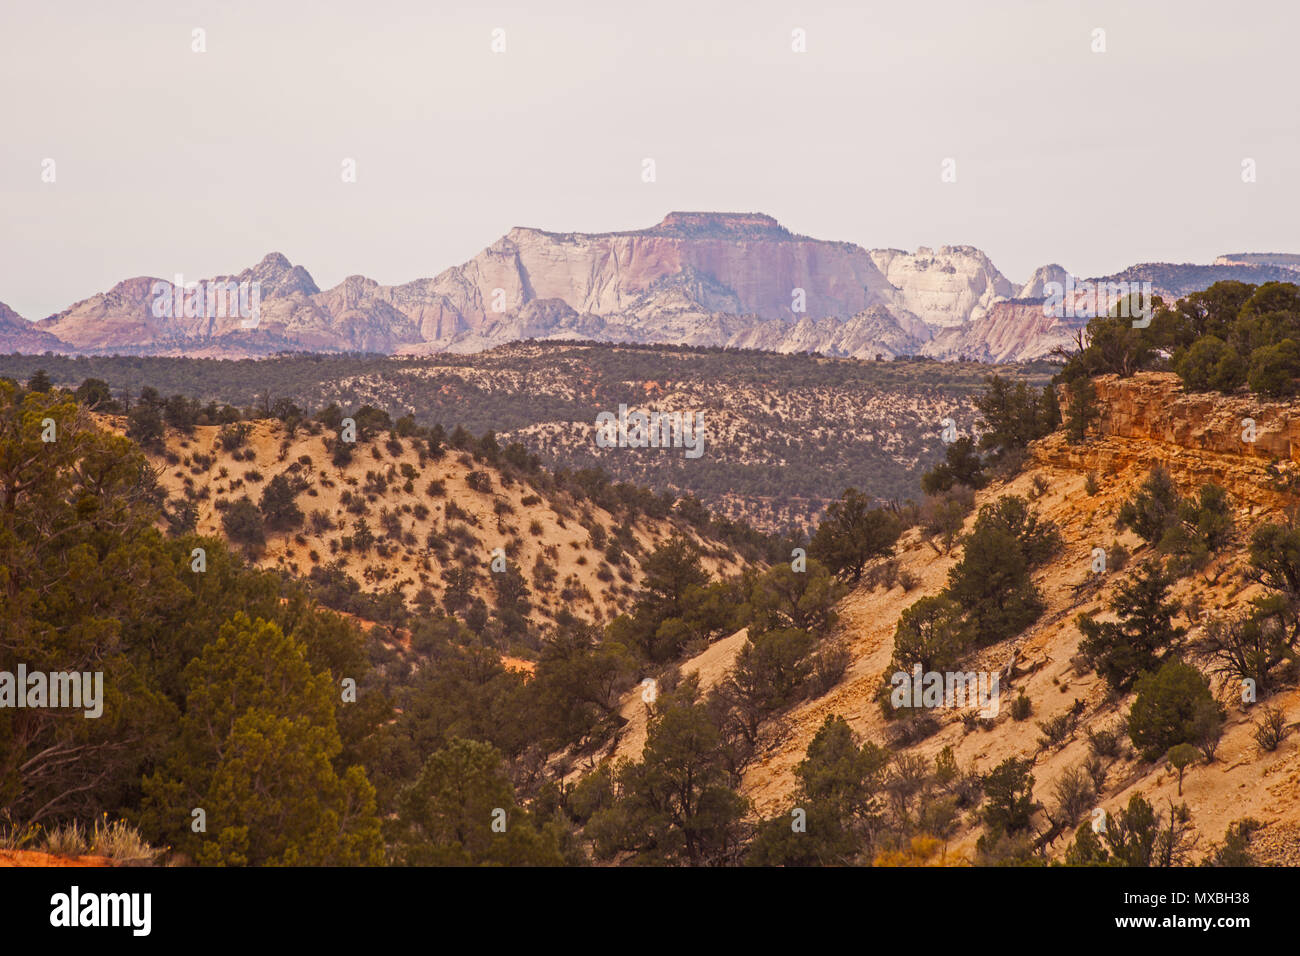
(1, 0, 1297, 320)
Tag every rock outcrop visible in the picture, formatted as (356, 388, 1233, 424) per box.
(922, 298, 1084, 363)
(1016, 263, 1070, 299)
(1046, 371, 1298, 508)
(0, 300, 67, 352)
(5, 216, 1297, 362)
(869, 245, 1013, 328)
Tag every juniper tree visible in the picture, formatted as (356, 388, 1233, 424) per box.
(946, 517, 1044, 647)
(395, 737, 564, 866)
(140, 614, 383, 865)
(0, 383, 173, 824)
(1064, 377, 1098, 445)
(1127, 659, 1223, 762)
(981, 757, 1036, 838)
(586, 676, 748, 866)
(809, 488, 903, 583)
(258, 473, 304, 532)
(746, 715, 889, 865)
(889, 595, 968, 676)
(921, 436, 987, 494)
(222, 496, 266, 551)
(1078, 561, 1186, 692)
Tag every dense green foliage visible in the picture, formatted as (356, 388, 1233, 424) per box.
(1055, 280, 1300, 400)
(0, 381, 387, 863)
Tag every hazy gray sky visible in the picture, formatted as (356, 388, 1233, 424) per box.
(2, 0, 1296, 319)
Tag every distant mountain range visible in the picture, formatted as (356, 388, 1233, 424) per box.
(4, 212, 1298, 362)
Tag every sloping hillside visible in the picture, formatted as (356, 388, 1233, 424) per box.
(601, 372, 1300, 863)
(110, 416, 745, 633)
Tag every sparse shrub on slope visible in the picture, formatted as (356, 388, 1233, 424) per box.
(971, 494, 1063, 568)
(1116, 465, 1181, 544)
(222, 495, 266, 551)
(1196, 602, 1294, 697)
(1064, 792, 1194, 867)
(1116, 466, 1235, 573)
(1127, 658, 1223, 762)
(919, 485, 974, 555)
(1251, 705, 1290, 754)
(979, 757, 1036, 843)
(722, 629, 818, 739)
(1203, 818, 1263, 867)
(259, 472, 304, 532)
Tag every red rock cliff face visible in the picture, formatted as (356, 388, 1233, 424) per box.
(1045, 371, 1299, 508)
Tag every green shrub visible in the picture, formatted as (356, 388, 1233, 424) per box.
(1127, 659, 1222, 761)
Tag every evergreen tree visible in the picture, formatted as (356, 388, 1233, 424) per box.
(1065, 377, 1098, 445)
(73, 377, 114, 410)
(920, 436, 986, 494)
(809, 488, 903, 583)
(25, 369, 52, 393)
(946, 517, 1044, 647)
(1078, 561, 1186, 692)
(1128, 659, 1222, 761)
(587, 677, 748, 865)
(889, 595, 969, 676)
(258, 473, 304, 532)
(141, 613, 383, 865)
(742, 559, 844, 639)
(981, 757, 1036, 837)
(0, 383, 174, 824)
(396, 737, 564, 866)
(222, 496, 266, 551)
(747, 715, 889, 865)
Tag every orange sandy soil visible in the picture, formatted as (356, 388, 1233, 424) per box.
(0, 849, 112, 867)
